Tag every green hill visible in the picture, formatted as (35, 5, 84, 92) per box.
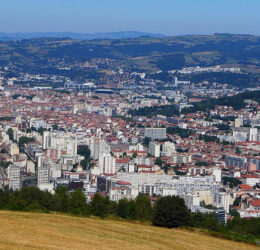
(1, 34, 260, 72)
(1, 34, 260, 87)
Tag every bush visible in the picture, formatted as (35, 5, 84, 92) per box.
(53, 186, 69, 212)
(153, 196, 191, 228)
(117, 199, 129, 219)
(136, 194, 152, 221)
(68, 189, 86, 215)
(90, 194, 110, 217)
(117, 199, 137, 220)
(191, 212, 220, 232)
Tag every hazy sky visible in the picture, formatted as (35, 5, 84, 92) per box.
(1, 0, 260, 35)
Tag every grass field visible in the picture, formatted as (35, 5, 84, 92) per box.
(0, 211, 258, 250)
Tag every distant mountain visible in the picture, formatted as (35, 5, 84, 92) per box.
(0, 34, 259, 88)
(0, 31, 165, 40)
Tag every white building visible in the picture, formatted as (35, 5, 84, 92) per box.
(43, 131, 77, 159)
(184, 194, 200, 208)
(8, 165, 21, 191)
(162, 141, 176, 156)
(30, 119, 47, 130)
(99, 153, 115, 174)
(171, 154, 192, 164)
(37, 165, 50, 186)
(249, 128, 258, 141)
(117, 172, 172, 188)
(109, 186, 138, 202)
(89, 138, 111, 160)
(144, 128, 166, 140)
(242, 175, 260, 187)
(213, 192, 230, 213)
(149, 142, 160, 157)
(212, 168, 222, 183)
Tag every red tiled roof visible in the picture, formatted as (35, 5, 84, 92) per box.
(242, 174, 259, 179)
(115, 158, 130, 164)
(116, 180, 131, 186)
(239, 184, 253, 190)
(249, 199, 260, 207)
(138, 165, 153, 168)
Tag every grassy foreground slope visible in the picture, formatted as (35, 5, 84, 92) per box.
(0, 211, 257, 250)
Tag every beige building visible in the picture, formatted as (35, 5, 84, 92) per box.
(9, 143, 19, 156)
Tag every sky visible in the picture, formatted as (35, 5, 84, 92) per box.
(0, 0, 260, 35)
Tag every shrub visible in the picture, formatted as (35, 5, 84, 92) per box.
(153, 196, 191, 228)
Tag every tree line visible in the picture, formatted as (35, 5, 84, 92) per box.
(182, 90, 260, 114)
(128, 105, 179, 117)
(129, 91, 260, 119)
(167, 126, 194, 138)
(187, 72, 258, 88)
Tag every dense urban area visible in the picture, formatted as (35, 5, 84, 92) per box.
(1, 34, 260, 244)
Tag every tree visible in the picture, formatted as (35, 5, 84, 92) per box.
(215, 123, 231, 131)
(143, 137, 151, 147)
(226, 217, 260, 239)
(18, 136, 35, 152)
(191, 212, 220, 232)
(127, 200, 137, 220)
(136, 194, 152, 221)
(163, 164, 171, 174)
(52, 124, 59, 130)
(233, 196, 241, 206)
(53, 186, 69, 212)
(12, 94, 21, 99)
(152, 196, 191, 228)
(235, 147, 241, 154)
(38, 127, 48, 135)
(128, 104, 179, 117)
(0, 189, 9, 209)
(132, 152, 137, 158)
(155, 157, 163, 167)
(0, 161, 12, 169)
(195, 161, 209, 166)
(88, 162, 95, 169)
(78, 145, 91, 169)
(26, 128, 32, 133)
(78, 145, 91, 159)
(69, 189, 86, 215)
(8, 192, 27, 211)
(116, 199, 137, 220)
(19, 136, 35, 146)
(230, 209, 240, 218)
(199, 134, 219, 143)
(0, 148, 8, 153)
(167, 127, 193, 138)
(90, 194, 109, 217)
(7, 128, 14, 141)
(117, 199, 129, 219)
(80, 159, 89, 170)
(223, 177, 241, 188)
